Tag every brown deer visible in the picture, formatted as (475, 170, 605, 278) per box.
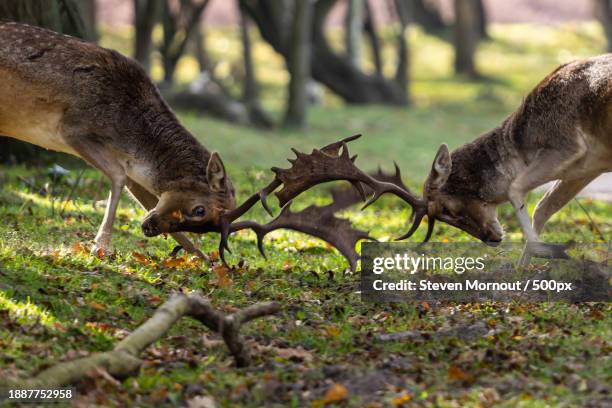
(402, 55, 612, 263)
(0, 22, 236, 257)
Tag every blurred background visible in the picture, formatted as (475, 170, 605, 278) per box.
(1, 0, 611, 183)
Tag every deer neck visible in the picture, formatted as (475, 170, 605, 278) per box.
(126, 103, 212, 195)
(444, 118, 528, 204)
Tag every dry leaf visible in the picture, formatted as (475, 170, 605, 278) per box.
(132, 251, 149, 265)
(163, 257, 187, 268)
(391, 392, 412, 406)
(211, 264, 232, 288)
(448, 365, 472, 382)
(322, 383, 348, 404)
(209, 251, 219, 261)
(72, 241, 87, 254)
(89, 301, 106, 312)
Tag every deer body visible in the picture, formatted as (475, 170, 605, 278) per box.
(0, 22, 236, 256)
(423, 55, 612, 259)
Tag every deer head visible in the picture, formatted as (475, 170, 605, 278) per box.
(141, 153, 236, 236)
(417, 144, 504, 244)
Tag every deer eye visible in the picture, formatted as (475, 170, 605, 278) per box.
(192, 206, 206, 217)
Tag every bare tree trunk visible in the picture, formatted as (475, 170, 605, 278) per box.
(239, 2, 273, 128)
(364, 0, 382, 76)
(284, 0, 313, 127)
(594, 0, 612, 52)
(476, 0, 488, 39)
(394, 0, 410, 96)
(192, 23, 208, 72)
(160, 0, 209, 85)
(410, 0, 445, 32)
(133, 0, 160, 72)
(76, 0, 97, 41)
(345, 0, 364, 69)
(453, 0, 479, 77)
(240, 5, 257, 106)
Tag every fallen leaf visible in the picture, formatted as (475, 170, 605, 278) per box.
(163, 257, 187, 268)
(391, 392, 412, 406)
(132, 251, 149, 265)
(209, 251, 219, 261)
(322, 383, 348, 404)
(448, 365, 472, 383)
(72, 241, 87, 254)
(211, 264, 232, 288)
(89, 302, 106, 312)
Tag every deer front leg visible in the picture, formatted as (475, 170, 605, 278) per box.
(93, 174, 126, 256)
(66, 138, 126, 257)
(125, 179, 206, 259)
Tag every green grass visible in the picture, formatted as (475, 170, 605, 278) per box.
(0, 23, 611, 407)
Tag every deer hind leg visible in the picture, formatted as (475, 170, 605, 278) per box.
(125, 178, 206, 259)
(66, 138, 127, 256)
(509, 144, 587, 266)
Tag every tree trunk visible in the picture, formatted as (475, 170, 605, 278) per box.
(410, 0, 446, 32)
(239, 2, 273, 128)
(284, 0, 313, 128)
(476, 0, 488, 39)
(160, 0, 209, 85)
(394, 0, 410, 94)
(74, 0, 97, 41)
(345, 0, 364, 69)
(133, 0, 160, 72)
(192, 23, 208, 72)
(363, 0, 382, 76)
(453, 0, 479, 77)
(594, 0, 612, 53)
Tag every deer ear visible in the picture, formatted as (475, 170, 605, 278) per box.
(207, 152, 227, 192)
(429, 144, 452, 188)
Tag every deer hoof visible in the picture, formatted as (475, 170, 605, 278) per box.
(91, 245, 109, 259)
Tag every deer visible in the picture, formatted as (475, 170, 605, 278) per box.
(400, 55, 612, 264)
(0, 21, 237, 257)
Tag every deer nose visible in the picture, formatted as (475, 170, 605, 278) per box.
(142, 217, 161, 237)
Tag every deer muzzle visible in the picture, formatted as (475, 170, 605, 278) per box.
(141, 215, 162, 237)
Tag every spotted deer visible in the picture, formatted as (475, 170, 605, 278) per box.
(0, 22, 236, 257)
(405, 55, 612, 263)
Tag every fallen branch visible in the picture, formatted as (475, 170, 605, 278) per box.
(2, 293, 280, 389)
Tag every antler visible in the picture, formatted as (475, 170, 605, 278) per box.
(217, 134, 432, 269)
(329, 162, 411, 212)
(228, 201, 373, 271)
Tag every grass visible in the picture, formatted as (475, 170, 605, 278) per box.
(0, 23, 611, 407)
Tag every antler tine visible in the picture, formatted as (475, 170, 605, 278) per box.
(218, 179, 282, 264)
(222, 201, 373, 271)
